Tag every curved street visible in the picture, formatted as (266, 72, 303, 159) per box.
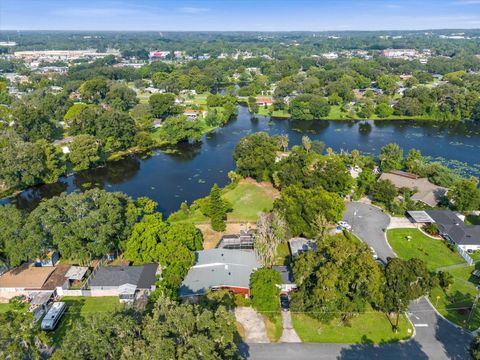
(243, 202, 473, 359)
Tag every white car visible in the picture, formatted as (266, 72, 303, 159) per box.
(370, 247, 378, 260)
(338, 221, 352, 230)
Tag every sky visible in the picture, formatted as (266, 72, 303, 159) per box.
(1, 0, 480, 31)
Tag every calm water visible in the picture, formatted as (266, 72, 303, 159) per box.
(3, 105, 480, 214)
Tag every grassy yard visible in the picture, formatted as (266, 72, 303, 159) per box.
(256, 107, 290, 118)
(466, 215, 480, 225)
(223, 181, 277, 222)
(0, 303, 12, 313)
(387, 228, 464, 270)
(50, 296, 121, 345)
(387, 228, 480, 330)
(292, 310, 412, 343)
(273, 242, 291, 266)
(429, 265, 480, 330)
(264, 312, 283, 342)
(169, 179, 277, 224)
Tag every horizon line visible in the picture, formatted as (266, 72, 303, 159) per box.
(1, 28, 480, 33)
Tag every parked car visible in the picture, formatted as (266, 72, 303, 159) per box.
(338, 221, 352, 231)
(370, 246, 378, 260)
(280, 293, 290, 311)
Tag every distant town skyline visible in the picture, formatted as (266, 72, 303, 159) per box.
(1, 0, 480, 31)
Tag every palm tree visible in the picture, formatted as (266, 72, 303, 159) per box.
(302, 135, 312, 154)
(278, 134, 289, 152)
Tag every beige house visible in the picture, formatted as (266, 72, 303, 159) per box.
(379, 170, 448, 207)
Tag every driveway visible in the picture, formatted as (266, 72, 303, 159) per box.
(239, 202, 473, 359)
(279, 311, 301, 343)
(235, 307, 270, 343)
(343, 202, 394, 261)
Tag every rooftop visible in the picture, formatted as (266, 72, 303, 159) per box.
(0, 264, 55, 289)
(379, 172, 448, 207)
(179, 249, 260, 297)
(427, 210, 480, 246)
(288, 237, 317, 257)
(89, 264, 158, 289)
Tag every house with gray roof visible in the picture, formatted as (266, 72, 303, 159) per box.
(288, 238, 317, 258)
(179, 249, 260, 298)
(408, 210, 480, 252)
(89, 264, 158, 302)
(426, 210, 480, 251)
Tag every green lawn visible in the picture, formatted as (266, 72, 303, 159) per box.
(0, 303, 12, 313)
(466, 215, 480, 225)
(264, 312, 283, 342)
(387, 228, 480, 329)
(256, 107, 290, 118)
(223, 182, 276, 222)
(292, 310, 413, 343)
(429, 265, 480, 330)
(170, 181, 276, 224)
(387, 228, 464, 270)
(50, 297, 121, 345)
(273, 242, 290, 266)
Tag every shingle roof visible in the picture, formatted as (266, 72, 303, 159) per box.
(272, 265, 295, 284)
(89, 264, 158, 289)
(179, 249, 260, 297)
(427, 210, 480, 246)
(288, 238, 317, 257)
(0, 264, 55, 289)
(379, 173, 448, 207)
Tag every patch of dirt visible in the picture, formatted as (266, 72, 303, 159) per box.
(197, 222, 256, 249)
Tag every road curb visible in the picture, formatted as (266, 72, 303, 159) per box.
(423, 296, 475, 336)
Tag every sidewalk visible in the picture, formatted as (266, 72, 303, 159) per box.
(279, 311, 301, 343)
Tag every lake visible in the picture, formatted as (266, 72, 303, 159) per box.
(3, 105, 480, 214)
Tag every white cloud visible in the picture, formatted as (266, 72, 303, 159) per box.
(176, 7, 209, 14)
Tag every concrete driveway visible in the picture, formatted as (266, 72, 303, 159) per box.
(343, 202, 394, 261)
(279, 311, 301, 343)
(235, 307, 270, 343)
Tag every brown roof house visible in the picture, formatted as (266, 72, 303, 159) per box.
(379, 170, 448, 207)
(0, 263, 71, 301)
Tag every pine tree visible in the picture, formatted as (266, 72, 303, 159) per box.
(209, 184, 227, 232)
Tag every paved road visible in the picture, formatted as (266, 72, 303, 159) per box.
(241, 203, 473, 359)
(343, 202, 394, 261)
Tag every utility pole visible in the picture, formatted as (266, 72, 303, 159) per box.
(467, 289, 480, 328)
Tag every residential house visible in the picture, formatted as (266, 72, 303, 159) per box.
(0, 263, 71, 301)
(88, 264, 159, 302)
(183, 109, 204, 120)
(408, 210, 480, 252)
(53, 136, 75, 154)
(256, 98, 274, 106)
(288, 238, 317, 258)
(273, 265, 297, 293)
(379, 170, 448, 207)
(179, 249, 260, 298)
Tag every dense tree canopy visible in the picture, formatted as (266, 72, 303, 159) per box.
(250, 268, 282, 313)
(274, 185, 345, 238)
(291, 233, 383, 324)
(233, 132, 278, 181)
(124, 212, 202, 297)
(11, 189, 137, 265)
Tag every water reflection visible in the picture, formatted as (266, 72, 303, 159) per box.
(2, 106, 480, 214)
